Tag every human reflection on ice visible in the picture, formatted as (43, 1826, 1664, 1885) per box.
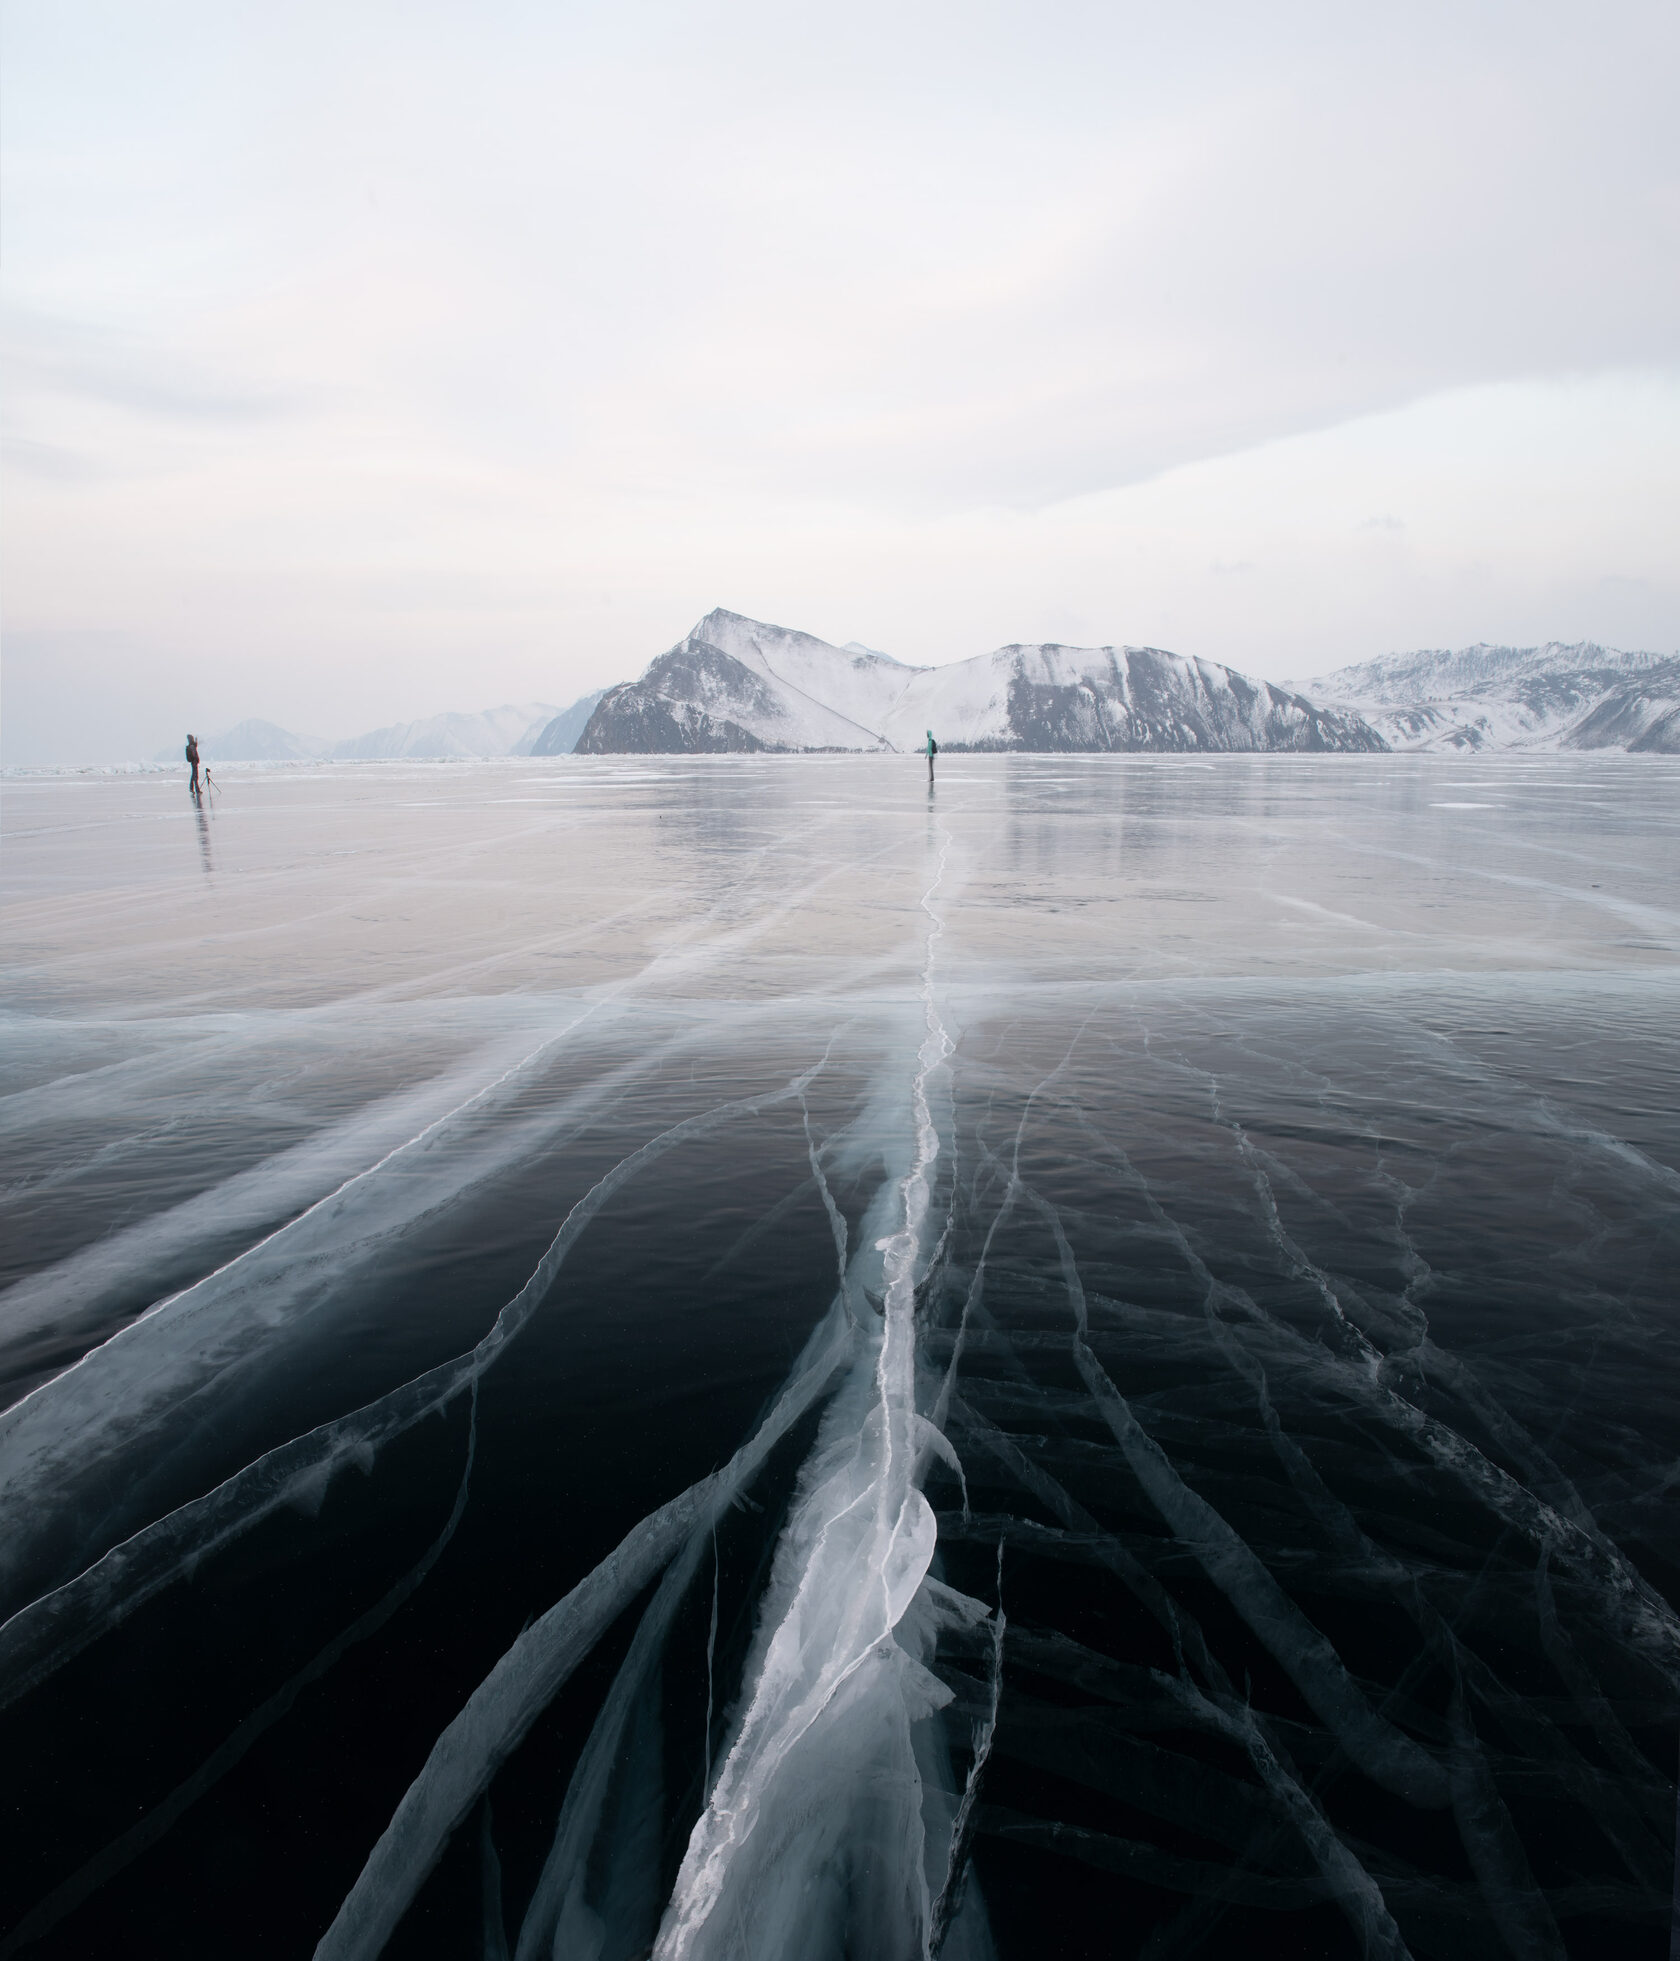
(192, 799, 213, 876)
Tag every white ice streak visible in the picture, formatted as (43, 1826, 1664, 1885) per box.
(0, 1014, 707, 1614)
(0, 1018, 580, 1393)
(951, 1395, 1414, 1957)
(511, 1507, 720, 1961)
(1068, 1080, 1680, 1683)
(0, 1069, 828, 1709)
(1044, 1187, 1449, 1808)
(315, 1301, 856, 1961)
(0, 1386, 483, 1959)
(651, 829, 956, 1961)
(926, 1016, 1098, 1450)
(0, 804, 890, 1551)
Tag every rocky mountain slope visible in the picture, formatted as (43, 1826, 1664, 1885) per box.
(1301, 643, 1680, 753)
(578, 610, 1385, 754)
(577, 612, 911, 753)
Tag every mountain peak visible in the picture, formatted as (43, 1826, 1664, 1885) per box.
(578, 619, 1384, 754)
(689, 609, 915, 671)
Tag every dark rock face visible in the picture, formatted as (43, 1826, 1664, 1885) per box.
(575, 640, 797, 753)
(981, 651, 1386, 753)
(1248, 689, 1389, 753)
(1565, 662, 1680, 753)
(1000, 675, 1113, 750)
(644, 643, 785, 723)
(575, 678, 768, 754)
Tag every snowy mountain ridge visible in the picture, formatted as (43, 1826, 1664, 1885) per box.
(154, 630, 1680, 773)
(578, 609, 1385, 755)
(1301, 642, 1680, 753)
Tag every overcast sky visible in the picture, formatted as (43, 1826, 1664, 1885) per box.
(4, 0, 1677, 761)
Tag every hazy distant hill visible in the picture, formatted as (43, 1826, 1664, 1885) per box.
(331, 702, 558, 760)
(1301, 642, 1680, 753)
(175, 719, 330, 762)
(529, 691, 609, 755)
(577, 609, 1386, 754)
(164, 701, 578, 764)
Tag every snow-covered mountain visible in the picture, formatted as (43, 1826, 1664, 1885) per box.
(879, 643, 1383, 753)
(577, 609, 1386, 754)
(1301, 643, 1680, 753)
(332, 702, 559, 760)
(577, 612, 912, 753)
(169, 719, 330, 762)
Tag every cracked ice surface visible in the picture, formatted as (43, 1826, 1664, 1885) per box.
(1, 752, 1678, 1960)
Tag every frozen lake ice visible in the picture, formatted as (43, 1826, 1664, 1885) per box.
(2, 752, 1677, 1958)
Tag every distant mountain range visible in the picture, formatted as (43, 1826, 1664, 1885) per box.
(156, 627, 1679, 771)
(1299, 643, 1680, 753)
(576, 610, 1384, 754)
(164, 696, 602, 765)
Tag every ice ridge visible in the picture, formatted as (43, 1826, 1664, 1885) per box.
(650, 826, 958, 1961)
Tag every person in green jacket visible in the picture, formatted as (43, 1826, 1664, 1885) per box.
(925, 729, 937, 782)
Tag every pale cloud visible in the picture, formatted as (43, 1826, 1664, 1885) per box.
(2, 0, 1676, 760)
